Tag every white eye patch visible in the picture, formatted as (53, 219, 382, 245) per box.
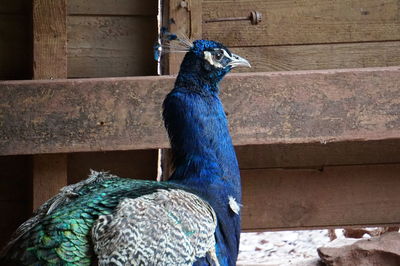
(203, 49, 232, 69)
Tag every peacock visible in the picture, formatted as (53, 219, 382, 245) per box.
(0, 36, 251, 265)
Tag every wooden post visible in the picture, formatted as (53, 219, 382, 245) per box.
(167, 0, 202, 74)
(31, 0, 67, 210)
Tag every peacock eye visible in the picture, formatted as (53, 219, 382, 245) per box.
(214, 50, 224, 61)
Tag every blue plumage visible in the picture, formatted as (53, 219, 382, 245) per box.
(164, 39, 249, 265)
(1, 38, 250, 265)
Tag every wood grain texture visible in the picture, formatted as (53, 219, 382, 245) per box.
(68, 0, 157, 16)
(67, 16, 157, 78)
(0, 67, 399, 156)
(32, 0, 68, 210)
(0, 15, 32, 80)
(33, 0, 67, 79)
(167, 0, 191, 74)
(189, 0, 202, 40)
(32, 154, 67, 210)
(236, 139, 400, 169)
(68, 150, 159, 184)
(230, 41, 400, 73)
(241, 164, 400, 230)
(203, 0, 400, 47)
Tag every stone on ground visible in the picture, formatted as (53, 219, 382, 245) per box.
(318, 232, 400, 266)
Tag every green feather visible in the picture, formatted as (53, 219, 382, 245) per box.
(2, 174, 176, 265)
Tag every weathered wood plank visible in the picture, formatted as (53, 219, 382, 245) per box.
(33, 0, 67, 79)
(167, 0, 191, 74)
(0, 67, 399, 156)
(203, 0, 400, 47)
(241, 164, 400, 230)
(0, 15, 31, 80)
(67, 16, 157, 78)
(32, 0, 68, 209)
(68, 0, 157, 16)
(231, 41, 400, 73)
(189, 0, 202, 40)
(32, 154, 68, 210)
(237, 140, 400, 170)
(68, 150, 159, 184)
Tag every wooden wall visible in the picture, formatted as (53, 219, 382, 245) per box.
(0, 0, 399, 249)
(202, 0, 400, 72)
(162, 0, 400, 230)
(0, 0, 158, 80)
(0, 0, 159, 249)
(199, 0, 400, 230)
(67, 0, 158, 78)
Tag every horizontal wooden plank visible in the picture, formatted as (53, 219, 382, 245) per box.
(68, 150, 158, 184)
(0, 67, 400, 155)
(67, 16, 157, 78)
(0, 15, 32, 80)
(203, 0, 400, 46)
(68, 0, 157, 16)
(236, 139, 400, 169)
(241, 164, 400, 230)
(231, 41, 400, 73)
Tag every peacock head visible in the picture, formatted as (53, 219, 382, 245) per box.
(156, 29, 251, 88)
(180, 39, 251, 85)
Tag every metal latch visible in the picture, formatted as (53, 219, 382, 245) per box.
(205, 11, 262, 25)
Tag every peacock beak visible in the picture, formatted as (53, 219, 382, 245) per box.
(228, 53, 251, 68)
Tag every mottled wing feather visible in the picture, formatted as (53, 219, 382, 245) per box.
(92, 189, 218, 266)
(1, 171, 174, 265)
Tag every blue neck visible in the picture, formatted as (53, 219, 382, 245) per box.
(163, 68, 241, 264)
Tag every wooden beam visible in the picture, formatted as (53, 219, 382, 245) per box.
(236, 139, 400, 170)
(0, 67, 399, 156)
(32, 0, 67, 209)
(241, 164, 400, 231)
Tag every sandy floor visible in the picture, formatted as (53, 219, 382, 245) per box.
(237, 229, 345, 265)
